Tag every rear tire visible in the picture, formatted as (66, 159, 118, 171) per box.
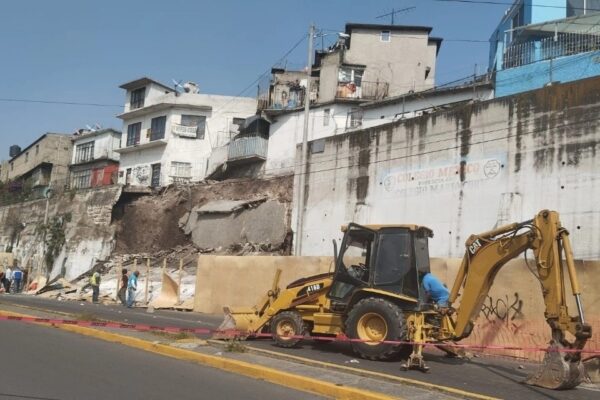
(270, 311, 305, 348)
(345, 297, 411, 360)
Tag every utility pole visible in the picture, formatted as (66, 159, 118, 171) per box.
(294, 24, 314, 256)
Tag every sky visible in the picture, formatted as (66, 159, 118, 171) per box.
(0, 0, 508, 154)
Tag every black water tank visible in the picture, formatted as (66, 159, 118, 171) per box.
(9, 145, 21, 158)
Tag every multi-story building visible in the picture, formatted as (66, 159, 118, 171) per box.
(115, 77, 256, 187)
(259, 23, 442, 112)
(69, 128, 121, 189)
(489, 0, 600, 97)
(6, 133, 72, 195)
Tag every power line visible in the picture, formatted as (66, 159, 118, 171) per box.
(0, 98, 122, 108)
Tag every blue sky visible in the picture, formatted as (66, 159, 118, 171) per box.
(0, 0, 507, 154)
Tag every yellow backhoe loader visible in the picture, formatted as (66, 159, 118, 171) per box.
(219, 210, 591, 390)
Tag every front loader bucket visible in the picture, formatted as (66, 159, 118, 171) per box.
(212, 307, 259, 340)
(525, 343, 585, 390)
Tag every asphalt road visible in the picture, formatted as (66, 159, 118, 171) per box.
(0, 316, 323, 400)
(2, 295, 599, 400)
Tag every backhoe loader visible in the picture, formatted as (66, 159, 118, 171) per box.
(218, 210, 591, 389)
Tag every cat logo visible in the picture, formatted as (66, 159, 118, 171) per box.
(307, 283, 324, 293)
(468, 239, 482, 255)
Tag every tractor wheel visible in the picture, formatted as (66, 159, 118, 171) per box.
(270, 311, 306, 348)
(345, 297, 411, 360)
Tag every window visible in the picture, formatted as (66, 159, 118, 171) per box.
(567, 0, 600, 16)
(150, 116, 167, 141)
(75, 141, 95, 163)
(25, 152, 29, 162)
(311, 139, 325, 154)
(71, 169, 91, 189)
(10, 162, 13, 171)
(380, 30, 391, 42)
(323, 109, 330, 127)
(35, 145, 39, 155)
(126, 122, 141, 146)
(338, 67, 364, 85)
(180, 115, 206, 139)
(130, 87, 145, 109)
(170, 161, 192, 178)
(348, 108, 363, 129)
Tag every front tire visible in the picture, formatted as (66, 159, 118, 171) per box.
(270, 311, 305, 348)
(345, 297, 410, 360)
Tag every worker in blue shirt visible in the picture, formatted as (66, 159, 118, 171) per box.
(420, 271, 450, 307)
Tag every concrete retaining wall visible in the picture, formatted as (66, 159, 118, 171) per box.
(194, 255, 334, 314)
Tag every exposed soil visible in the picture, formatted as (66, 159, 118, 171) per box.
(112, 176, 293, 255)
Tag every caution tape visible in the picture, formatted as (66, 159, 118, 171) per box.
(1, 314, 598, 355)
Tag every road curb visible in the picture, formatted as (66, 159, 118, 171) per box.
(207, 339, 499, 400)
(0, 309, 400, 400)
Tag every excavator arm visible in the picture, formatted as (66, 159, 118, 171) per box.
(447, 210, 591, 389)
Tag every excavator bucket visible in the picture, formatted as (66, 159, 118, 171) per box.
(213, 307, 259, 340)
(525, 343, 586, 390)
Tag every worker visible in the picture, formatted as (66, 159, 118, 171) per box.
(127, 271, 140, 308)
(118, 268, 128, 306)
(90, 271, 101, 303)
(12, 267, 23, 293)
(0, 272, 7, 293)
(420, 271, 450, 307)
(4, 265, 12, 293)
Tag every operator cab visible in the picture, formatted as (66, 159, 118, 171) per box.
(328, 223, 433, 310)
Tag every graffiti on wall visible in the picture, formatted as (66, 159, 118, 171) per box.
(134, 166, 150, 184)
(381, 157, 504, 196)
(480, 292, 524, 323)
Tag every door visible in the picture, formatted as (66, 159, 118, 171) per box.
(125, 168, 132, 185)
(150, 163, 161, 188)
(327, 224, 376, 304)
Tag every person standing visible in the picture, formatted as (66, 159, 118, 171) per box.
(118, 268, 128, 306)
(4, 265, 12, 293)
(12, 267, 23, 293)
(0, 272, 7, 293)
(126, 271, 139, 308)
(90, 271, 101, 303)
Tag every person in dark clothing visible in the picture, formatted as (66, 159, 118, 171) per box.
(0, 272, 8, 293)
(118, 268, 128, 306)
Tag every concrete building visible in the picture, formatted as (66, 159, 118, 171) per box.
(264, 79, 494, 176)
(292, 75, 600, 260)
(6, 133, 72, 195)
(115, 77, 256, 188)
(489, 1, 600, 97)
(259, 23, 442, 112)
(69, 128, 121, 189)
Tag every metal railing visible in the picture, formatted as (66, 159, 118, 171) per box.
(228, 136, 268, 162)
(335, 81, 389, 100)
(503, 30, 600, 69)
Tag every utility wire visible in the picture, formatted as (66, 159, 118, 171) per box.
(0, 98, 122, 108)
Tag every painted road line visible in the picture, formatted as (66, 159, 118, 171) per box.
(0, 309, 401, 400)
(207, 339, 500, 400)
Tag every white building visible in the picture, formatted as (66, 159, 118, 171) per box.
(115, 77, 257, 187)
(69, 128, 121, 189)
(264, 80, 494, 176)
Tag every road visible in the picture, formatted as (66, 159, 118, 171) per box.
(0, 315, 323, 400)
(2, 294, 598, 400)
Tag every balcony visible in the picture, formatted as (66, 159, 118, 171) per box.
(172, 124, 199, 138)
(228, 136, 268, 164)
(335, 81, 389, 101)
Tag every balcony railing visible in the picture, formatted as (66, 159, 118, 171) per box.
(336, 81, 389, 101)
(503, 31, 600, 69)
(172, 124, 199, 138)
(228, 136, 268, 163)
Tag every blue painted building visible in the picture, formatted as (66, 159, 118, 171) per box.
(490, 1, 600, 97)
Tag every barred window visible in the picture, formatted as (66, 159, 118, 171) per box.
(181, 115, 206, 139)
(75, 141, 94, 163)
(71, 169, 91, 189)
(170, 161, 192, 178)
(150, 116, 167, 141)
